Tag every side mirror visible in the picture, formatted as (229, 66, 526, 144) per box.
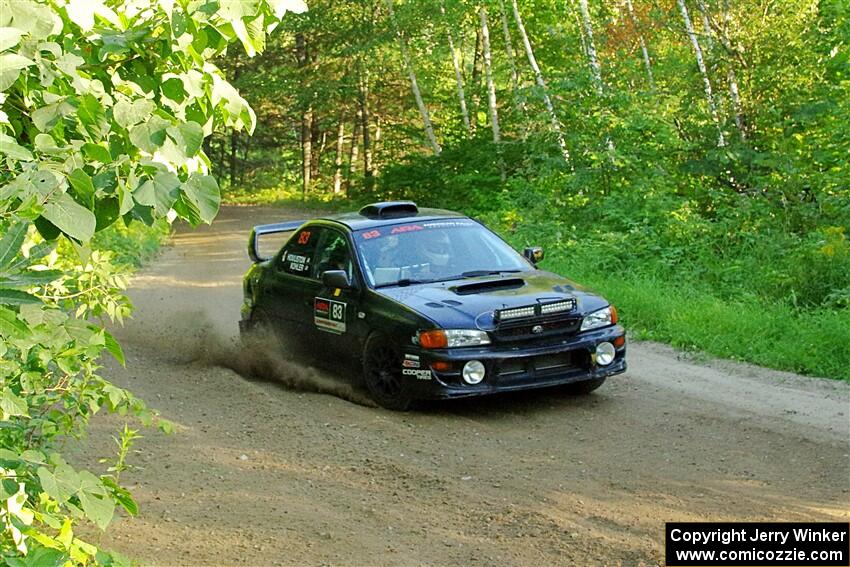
(322, 270, 352, 290)
(523, 246, 544, 265)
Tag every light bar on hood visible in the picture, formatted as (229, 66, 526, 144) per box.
(496, 299, 577, 322)
(496, 306, 536, 321)
(540, 299, 577, 315)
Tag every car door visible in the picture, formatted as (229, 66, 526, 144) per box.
(307, 227, 365, 364)
(257, 225, 325, 356)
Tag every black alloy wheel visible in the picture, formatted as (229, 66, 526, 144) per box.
(363, 338, 412, 411)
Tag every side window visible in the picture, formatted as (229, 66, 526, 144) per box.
(311, 230, 353, 280)
(279, 227, 322, 277)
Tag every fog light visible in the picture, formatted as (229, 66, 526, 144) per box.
(596, 342, 616, 366)
(462, 360, 486, 384)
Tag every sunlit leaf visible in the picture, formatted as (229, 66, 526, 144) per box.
(182, 173, 219, 224)
(0, 27, 24, 51)
(0, 221, 27, 270)
(42, 192, 97, 242)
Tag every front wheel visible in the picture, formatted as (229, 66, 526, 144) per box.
(362, 337, 412, 411)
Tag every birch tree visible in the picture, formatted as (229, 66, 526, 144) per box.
(624, 0, 655, 89)
(510, 0, 571, 165)
(333, 118, 345, 193)
(385, 0, 441, 155)
(442, 3, 472, 134)
(677, 0, 726, 147)
(499, 0, 520, 95)
(578, 0, 603, 96)
(296, 33, 312, 194)
(358, 68, 375, 188)
(498, 0, 526, 116)
(720, 0, 746, 139)
(480, 6, 501, 144)
(348, 109, 361, 191)
(696, 0, 714, 50)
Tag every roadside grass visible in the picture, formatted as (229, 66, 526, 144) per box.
(92, 218, 171, 267)
(548, 265, 850, 382)
(223, 183, 359, 212)
(220, 189, 850, 382)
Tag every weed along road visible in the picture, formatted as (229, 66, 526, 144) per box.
(82, 206, 850, 566)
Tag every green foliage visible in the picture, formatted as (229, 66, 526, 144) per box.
(0, 0, 305, 562)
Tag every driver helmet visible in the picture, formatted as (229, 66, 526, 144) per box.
(419, 230, 451, 267)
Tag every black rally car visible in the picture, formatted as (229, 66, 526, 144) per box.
(240, 201, 626, 410)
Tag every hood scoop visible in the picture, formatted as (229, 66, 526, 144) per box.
(451, 278, 526, 295)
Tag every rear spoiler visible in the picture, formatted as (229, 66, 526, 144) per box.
(248, 220, 306, 263)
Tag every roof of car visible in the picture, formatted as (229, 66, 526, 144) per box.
(317, 207, 468, 231)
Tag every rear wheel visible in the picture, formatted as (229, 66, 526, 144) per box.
(563, 377, 606, 395)
(363, 337, 412, 411)
(241, 308, 282, 348)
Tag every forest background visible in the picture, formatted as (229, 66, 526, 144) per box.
(0, 0, 847, 563)
(216, 0, 850, 381)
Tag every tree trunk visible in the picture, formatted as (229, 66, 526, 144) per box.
(301, 110, 312, 195)
(218, 136, 226, 176)
(498, 0, 528, 124)
(296, 33, 312, 195)
(696, 0, 714, 50)
(480, 5, 505, 182)
(624, 0, 655, 89)
(573, 7, 588, 63)
(358, 69, 374, 190)
(385, 0, 441, 155)
(479, 7, 500, 144)
(470, 28, 482, 132)
(373, 115, 382, 176)
(677, 0, 726, 147)
(229, 129, 238, 186)
(333, 117, 345, 194)
(443, 3, 471, 134)
(310, 112, 321, 181)
(721, 0, 746, 139)
(240, 135, 250, 185)
(510, 0, 571, 165)
(578, 0, 603, 96)
(347, 110, 361, 194)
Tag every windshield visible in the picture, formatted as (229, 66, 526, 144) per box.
(354, 219, 532, 288)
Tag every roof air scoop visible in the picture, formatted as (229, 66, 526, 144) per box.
(359, 201, 419, 219)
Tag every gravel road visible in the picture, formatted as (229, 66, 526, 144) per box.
(79, 206, 850, 566)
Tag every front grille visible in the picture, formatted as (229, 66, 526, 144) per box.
(492, 314, 581, 342)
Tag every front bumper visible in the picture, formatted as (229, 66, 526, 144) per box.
(403, 325, 627, 400)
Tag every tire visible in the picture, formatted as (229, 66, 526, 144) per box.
(241, 309, 279, 347)
(362, 336, 412, 411)
(563, 376, 606, 395)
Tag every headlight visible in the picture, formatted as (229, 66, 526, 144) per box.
(580, 305, 618, 332)
(595, 342, 616, 366)
(418, 329, 491, 348)
(462, 360, 486, 384)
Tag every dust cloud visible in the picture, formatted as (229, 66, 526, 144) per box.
(146, 310, 376, 407)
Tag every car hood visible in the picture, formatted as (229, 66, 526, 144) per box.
(372, 270, 609, 329)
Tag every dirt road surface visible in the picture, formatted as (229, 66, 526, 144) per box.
(79, 206, 850, 566)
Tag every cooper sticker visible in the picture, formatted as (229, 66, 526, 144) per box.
(402, 368, 432, 380)
(314, 297, 346, 333)
(402, 354, 420, 368)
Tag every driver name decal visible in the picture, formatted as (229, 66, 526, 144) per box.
(286, 253, 310, 273)
(314, 297, 346, 334)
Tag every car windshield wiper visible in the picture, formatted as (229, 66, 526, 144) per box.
(374, 277, 435, 288)
(434, 269, 523, 282)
